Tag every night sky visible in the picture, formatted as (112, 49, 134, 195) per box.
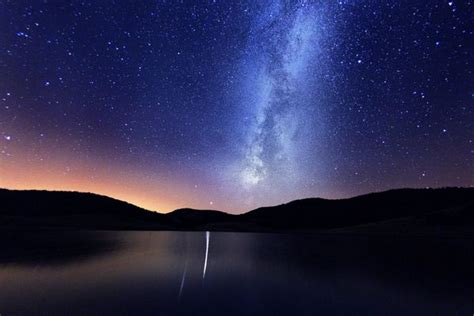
(0, 0, 472, 213)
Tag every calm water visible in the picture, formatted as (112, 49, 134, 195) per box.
(0, 230, 473, 315)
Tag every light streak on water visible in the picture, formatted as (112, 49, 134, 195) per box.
(178, 260, 187, 300)
(203, 231, 210, 279)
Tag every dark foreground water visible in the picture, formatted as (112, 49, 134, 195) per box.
(0, 230, 473, 315)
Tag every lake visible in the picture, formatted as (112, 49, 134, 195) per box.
(0, 230, 473, 315)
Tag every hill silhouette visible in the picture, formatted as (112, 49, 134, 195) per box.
(0, 189, 174, 230)
(0, 187, 473, 232)
(239, 188, 474, 231)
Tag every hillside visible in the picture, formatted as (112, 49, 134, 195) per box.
(0, 189, 174, 230)
(0, 187, 472, 232)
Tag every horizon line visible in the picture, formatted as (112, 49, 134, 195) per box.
(1, 186, 471, 216)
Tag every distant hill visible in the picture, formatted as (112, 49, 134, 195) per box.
(0, 187, 473, 232)
(0, 189, 174, 230)
(168, 208, 237, 230)
(239, 188, 474, 231)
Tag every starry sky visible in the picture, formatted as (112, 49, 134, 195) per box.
(0, 0, 472, 213)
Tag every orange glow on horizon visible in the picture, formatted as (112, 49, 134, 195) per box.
(0, 139, 200, 213)
(1, 167, 177, 213)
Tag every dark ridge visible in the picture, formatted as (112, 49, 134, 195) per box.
(0, 189, 174, 230)
(168, 208, 237, 230)
(239, 187, 474, 231)
(0, 187, 473, 232)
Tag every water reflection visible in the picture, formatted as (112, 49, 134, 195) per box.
(0, 230, 121, 266)
(203, 231, 210, 279)
(0, 231, 473, 315)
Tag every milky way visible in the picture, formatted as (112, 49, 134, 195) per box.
(231, 2, 326, 206)
(0, 1, 472, 212)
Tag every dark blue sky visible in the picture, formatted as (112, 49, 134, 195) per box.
(0, 0, 472, 212)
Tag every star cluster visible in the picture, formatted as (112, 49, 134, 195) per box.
(0, 0, 472, 212)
